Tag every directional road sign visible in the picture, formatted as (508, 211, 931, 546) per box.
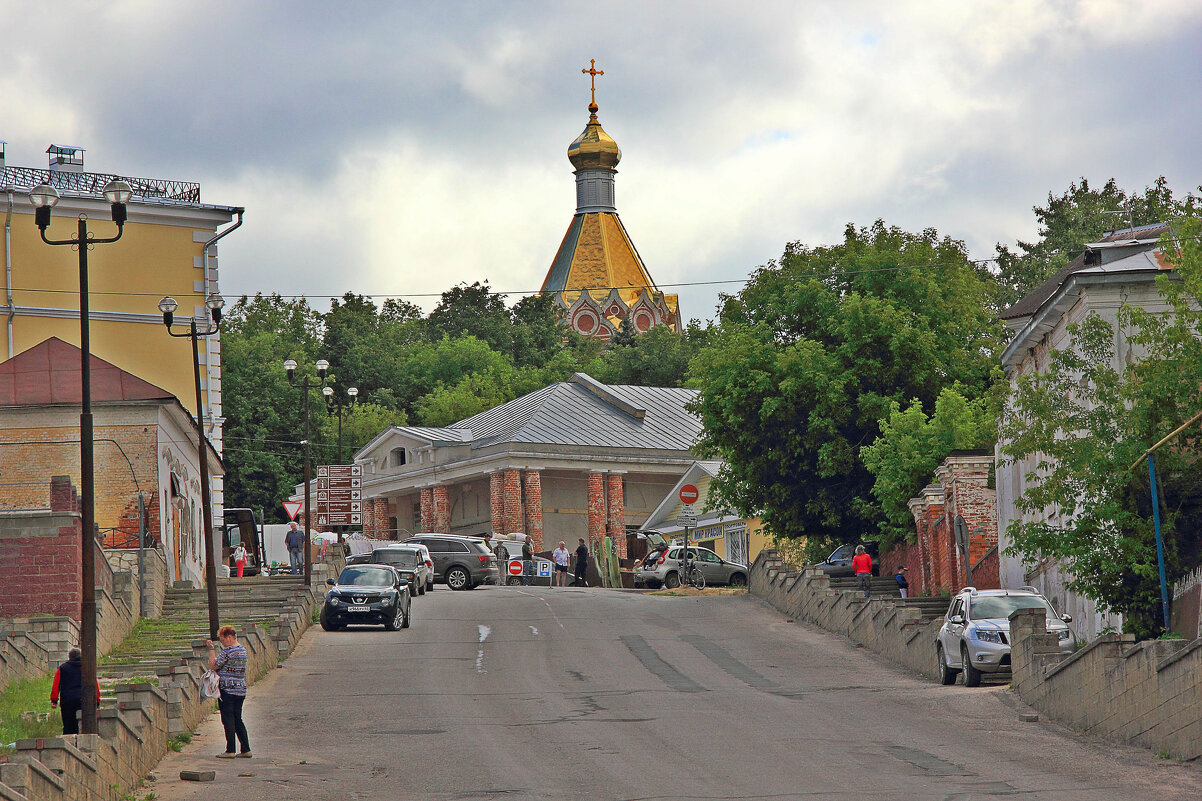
(316, 464, 364, 526)
(677, 503, 697, 526)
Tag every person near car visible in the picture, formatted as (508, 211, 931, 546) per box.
(552, 541, 571, 587)
(284, 521, 305, 575)
(853, 545, 873, 599)
(233, 543, 248, 578)
(895, 565, 909, 598)
(208, 625, 251, 758)
(521, 534, 535, 586)
(49, 647, 100, 735)
(573, 538, 589, 586)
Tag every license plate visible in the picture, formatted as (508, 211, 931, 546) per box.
(347, 605, 370, 612)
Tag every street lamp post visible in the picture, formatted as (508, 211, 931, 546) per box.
(157, 294, 225, 641)
(28, 178, 133, 735)
(322, 385, 358, 464)
(284, 359, 328, 584)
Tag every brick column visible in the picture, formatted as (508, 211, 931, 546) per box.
(489, 472, 505, 534)
(431, 485, 450, 534)
(419, 487, 433, 531)
(586, 472, 606, 553)
(606, 473, 626, 558)
(503, 469, 523, 534)
(523, 470, 544, 551)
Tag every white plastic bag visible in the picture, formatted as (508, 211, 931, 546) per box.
(201, 670, 221, 699)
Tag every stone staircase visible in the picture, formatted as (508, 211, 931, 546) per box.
(827, 576, 950, 621)
(98, 575, 309, 685)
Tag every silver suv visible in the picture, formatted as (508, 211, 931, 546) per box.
(936, 586, 1076, 687)
(635, 545, 748, 589)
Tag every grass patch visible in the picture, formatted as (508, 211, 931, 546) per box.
(0, 674, 61, 748)
(166, 732, 192, 752)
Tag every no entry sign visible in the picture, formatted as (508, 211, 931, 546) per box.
(679, 484, 700, 504)
(508, 559, 524, 576)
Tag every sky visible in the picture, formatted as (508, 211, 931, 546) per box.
(2, 0, 1200, 322)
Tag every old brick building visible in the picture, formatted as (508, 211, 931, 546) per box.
(350, 373, 701, 558)
(0, 337, 223, 586)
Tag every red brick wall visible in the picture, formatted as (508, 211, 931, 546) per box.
(489, 472, 504, 534)
(431, 485, 450, 534)
(502, 469, 523, 535)
(970, 544, 1000, 590)
(419, 487, 433, 531)
(524, 470, 543, 551)
(0, 477, 89, 619)
(879, 541, 924, 597)
(586, 472, 605, 550)
(606, 474, 626, 557)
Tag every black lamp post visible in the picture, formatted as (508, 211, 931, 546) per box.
(157, 294, 224, 641)
(284, 358, 328, 584)
(323, 385, 358, 464)
(28, 178, 132, 736)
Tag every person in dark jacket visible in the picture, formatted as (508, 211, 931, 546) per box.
(895, 566, 910, 599)
(521, 535, 535, 586)
(50, 648, 100, 735)
(573, 538, 589, 587)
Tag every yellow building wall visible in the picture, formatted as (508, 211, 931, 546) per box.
(2, 209, 223, 416)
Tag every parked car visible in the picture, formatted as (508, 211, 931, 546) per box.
(936, 586, 1076, 687)
(492, 535, 554, 586)
(635, 545, 748, 589)
(321, 565, 412, 631)
(345, 545, 432, 595)
(816, 542, 880, 577)
(401, 533, 500, 590)
(409, 543, 435, 593)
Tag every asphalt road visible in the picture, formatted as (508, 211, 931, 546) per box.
(152, 586, 1199, 800)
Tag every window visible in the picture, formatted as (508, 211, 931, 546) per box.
(698, 549, 721, 562)
(390, 447, 407, 467)
(447, 541, 469, 553)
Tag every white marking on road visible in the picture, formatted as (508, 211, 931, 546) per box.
(529, 626, 539, 636)
(478, 624, 491, 643)
(515, 590, 567, 630)
(476, 624, 491, 674)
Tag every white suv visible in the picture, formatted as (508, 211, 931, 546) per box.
(936, 586, 1076, 687)
(635, 545, 748, 589)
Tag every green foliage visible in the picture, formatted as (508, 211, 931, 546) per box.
(689, 221, 1001, 545)
(994, 177, 1199, 309)
(427, 281, 513, 352)
(863, 387, 999, 545)
(0, 674, 59, 747)
(1000, 218, 1202, 637)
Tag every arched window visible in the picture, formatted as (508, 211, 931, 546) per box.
(390, 447, 407, 467)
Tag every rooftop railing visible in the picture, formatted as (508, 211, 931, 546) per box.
(0, 165, 201, 203)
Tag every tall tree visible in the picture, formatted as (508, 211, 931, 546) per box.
(689, 221, 1001, 552)
(427, 281, 512, 352)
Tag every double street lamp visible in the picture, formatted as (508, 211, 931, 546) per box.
(284, 358, 328, 584)
(157, 294, 225, 641)
(323, 385, 358, 464)
(28, 178, 133, 735)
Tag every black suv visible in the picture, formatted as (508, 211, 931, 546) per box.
(402, 534, 499, 590)
(321, 565, 412, 631)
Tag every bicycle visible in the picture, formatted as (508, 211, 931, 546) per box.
(677, 556, 706, 590)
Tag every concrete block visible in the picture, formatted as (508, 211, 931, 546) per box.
(180, 769, 216, 781)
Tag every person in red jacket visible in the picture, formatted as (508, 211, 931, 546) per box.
(49, 648, 101, 735)
(852, 545, 873, 599)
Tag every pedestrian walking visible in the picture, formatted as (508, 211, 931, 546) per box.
(49, 648, 100, 735)
(552, 541, 571, 587)
(895, 565, 909, 599)
(852, 545, 873, 599)
(284, 521, 305, 575)
(233, 543, 248, 578)
(572, 538, 589, 587)
(208, 625, 251, 759)
(521, 535, 535, 586)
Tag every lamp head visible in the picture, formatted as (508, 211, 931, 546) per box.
(348, 387, 359, 399)
(29, 183, 59, 230)
(323, 386, 334, 398)
(102, 180, 132, 225)
(205, 293, 225, 324)
(283, 359, 297, 382)
(315, 359, 329, 378)
(158, 296, 178, 328)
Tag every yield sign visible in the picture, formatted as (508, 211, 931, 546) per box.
(282, 501, 303, 521)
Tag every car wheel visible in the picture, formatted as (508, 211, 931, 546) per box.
(320, 616, 341, 632)
(729, 573, 747, 587)
(384, 605, 404, 631)
(664, 571, 681, 589)
(961, 644, 982, 687)
(507, 576, 523, 586)
(401, 601, 411, 629)
(937, 645, 958, 685)
(427, 579, 434, 593)
(446, 567, 470, 591)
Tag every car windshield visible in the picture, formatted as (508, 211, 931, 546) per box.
(969, 595, 1055, 621)
(377, 551, 420, 568)
(338, 567, 393, 586)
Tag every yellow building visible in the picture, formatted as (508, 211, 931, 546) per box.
(1, 142, 242, 517)
(540, 64, 680, 337)
(640, 461, 771, 565)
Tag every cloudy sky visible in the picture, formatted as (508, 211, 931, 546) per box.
(3, 0, 1200, 321)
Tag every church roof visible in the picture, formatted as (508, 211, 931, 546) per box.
(367, 373, 702, 455)
(0, 337, 175, 406)
(542, 212, 661, 308)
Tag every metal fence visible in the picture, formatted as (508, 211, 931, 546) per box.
(0, 165, 201, 203)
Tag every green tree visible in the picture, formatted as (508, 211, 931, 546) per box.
(689, 221, 1001, 553)
(593, 322, 708, 388)
(994, 177, 1199, 309)
(427, 281, 512, 352)
(862, 387, 999, 545)
(1001, 219, 1202, 637)
(510, 292, 567, 367)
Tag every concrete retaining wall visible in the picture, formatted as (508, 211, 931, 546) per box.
(1009, 607, 1201, 760)
(750, 550, 943, 679)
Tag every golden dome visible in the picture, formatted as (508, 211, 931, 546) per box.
(568, 105, 621, 171)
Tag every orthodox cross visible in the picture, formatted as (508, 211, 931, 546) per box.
(582, 59, 604, 106)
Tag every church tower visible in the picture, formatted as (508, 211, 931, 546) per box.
(540, 61, 680, 338)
